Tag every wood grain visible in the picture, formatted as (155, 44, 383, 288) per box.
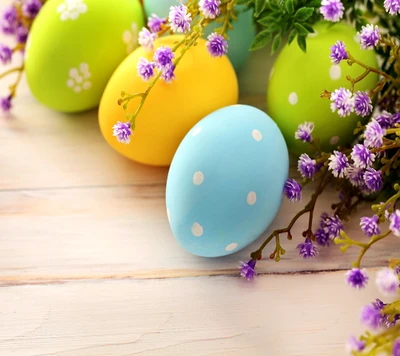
(0, 32, 395, 356)
(0, 270, 387, 356)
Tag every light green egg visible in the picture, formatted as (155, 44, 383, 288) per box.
(266, 22, 379, 155)
(25, 0, 144, 113)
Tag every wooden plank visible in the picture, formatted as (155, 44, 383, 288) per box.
(0, 270, 384, 356)
(0, 182, 394, 284)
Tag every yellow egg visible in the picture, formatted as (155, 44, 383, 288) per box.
(99, 35, 239, 166)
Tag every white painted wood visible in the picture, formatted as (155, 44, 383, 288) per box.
(0, 270, 385, 356)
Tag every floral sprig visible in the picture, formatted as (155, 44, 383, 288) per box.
(0, 0, 44, 112)
(238, 4, 400, 353)
(113, 0, 235, 144)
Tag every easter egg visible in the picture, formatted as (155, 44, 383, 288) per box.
(166, 105, 289, 257)
(143, 0, 255, 71)
(99, 35, 238, 166)
(267, 22, 379, 155)
(25, 0, 144, 113)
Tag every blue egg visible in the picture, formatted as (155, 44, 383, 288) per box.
(166, 105, 289, 257)
(143, 0, 255, 71)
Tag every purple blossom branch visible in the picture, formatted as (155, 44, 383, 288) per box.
(250, 168, 331, 262)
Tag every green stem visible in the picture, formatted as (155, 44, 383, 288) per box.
(355, 230, 392, 268)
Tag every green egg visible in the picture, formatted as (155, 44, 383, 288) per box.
(266, 22, 379, 155)
(25, 0, 144, 113)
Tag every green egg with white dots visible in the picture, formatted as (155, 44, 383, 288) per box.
(25, 0, 144, 113)
(267, 22, 379, 155)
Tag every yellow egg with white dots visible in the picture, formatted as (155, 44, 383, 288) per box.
(99, 35, 239, 166)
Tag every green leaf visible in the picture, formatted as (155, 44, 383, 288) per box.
(307, 0, 322, 7)
(294, 22, 310, 35)
(288, 29, 297, 44)
(301, 22, 315, 33)
(271, 33, 282, 54)
(235, 0, 251, 4)
(285, 0, 294, 14)
(249, 30, 273, 51)
(254, 0, 267, 16)
(294, 7, 314, 21)
(258, 14, 281, 26)
(297, 34, 307, 52)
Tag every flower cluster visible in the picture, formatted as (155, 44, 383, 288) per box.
(0, 0, 43, 112)
(115, 1, 231, 144)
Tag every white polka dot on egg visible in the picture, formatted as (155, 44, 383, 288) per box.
(329, 65, 341, 80)
(252, 129, 262, 141)
(269, 67, 275, 79)
(288, 92, 298, 105)
(193, 171, 204, 185)
(191, 222, 203, 237)
(330, 136, 340, 145)
(225, 243, 238, 252)
(247, 191, 257, 206)
(192, 127, 202, 136)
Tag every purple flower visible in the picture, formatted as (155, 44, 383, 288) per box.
(364, 119, 386, 148)
(294, 121, 314, 143)
(375, 111, 393, 129)
(153, 46, 174, 70)
(330, 40, 348, 64)
(22, 0, 42, 19)
(240, 259, 257, 281)
(0, 95, 12, 112)
(360, 215, 381, 237)
(147, 14, 166, 33)
(376, 267, 399, 296)
(137, 57, 156, 81)
(199, 0, 221, 19)
(360, 303, 383, 330)
(112, 121, 132, 144)
(363, 168, 383, 192)
(161, 64, 176, 83)
(351, 144, 375, 168)
(0, 44, 12, 64)
(345, 165, 364, 186)
(389, 210, 400, 237)
(354, 91, 373, 117)
(392, 112, 400, 125)
(328, 150, 349, 178)
(1, 6, 19, 35)
(138, 28, 157, 51)
(359, 24, 381, 49)
(346, 336, 365, 354)
(384, 0, 400, 14)
(297, 239, 318, 259)
(168, 4, 191, 33)
(16, 25, 28, 44)
(297, 153, 317, 179)
(284, 178, 302, 202)
(315, 228, 330, 247)
(206, 32, 228, 57)
(393, 339, 400, 356)
(330, 88, 354, 117)
(320, 214, 344, 239)
(346, 268, 368, 289)
(320, 0, 344, 22)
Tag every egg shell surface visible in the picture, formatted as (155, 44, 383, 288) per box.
(267, 22, 379, 155)
(143, 0, 255, 71)
(99, 35, 238, 167)
(166, 105, 289, 257)
(25, 0, 144, 113)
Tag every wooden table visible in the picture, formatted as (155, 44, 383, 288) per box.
(0, 67, 395, 356)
